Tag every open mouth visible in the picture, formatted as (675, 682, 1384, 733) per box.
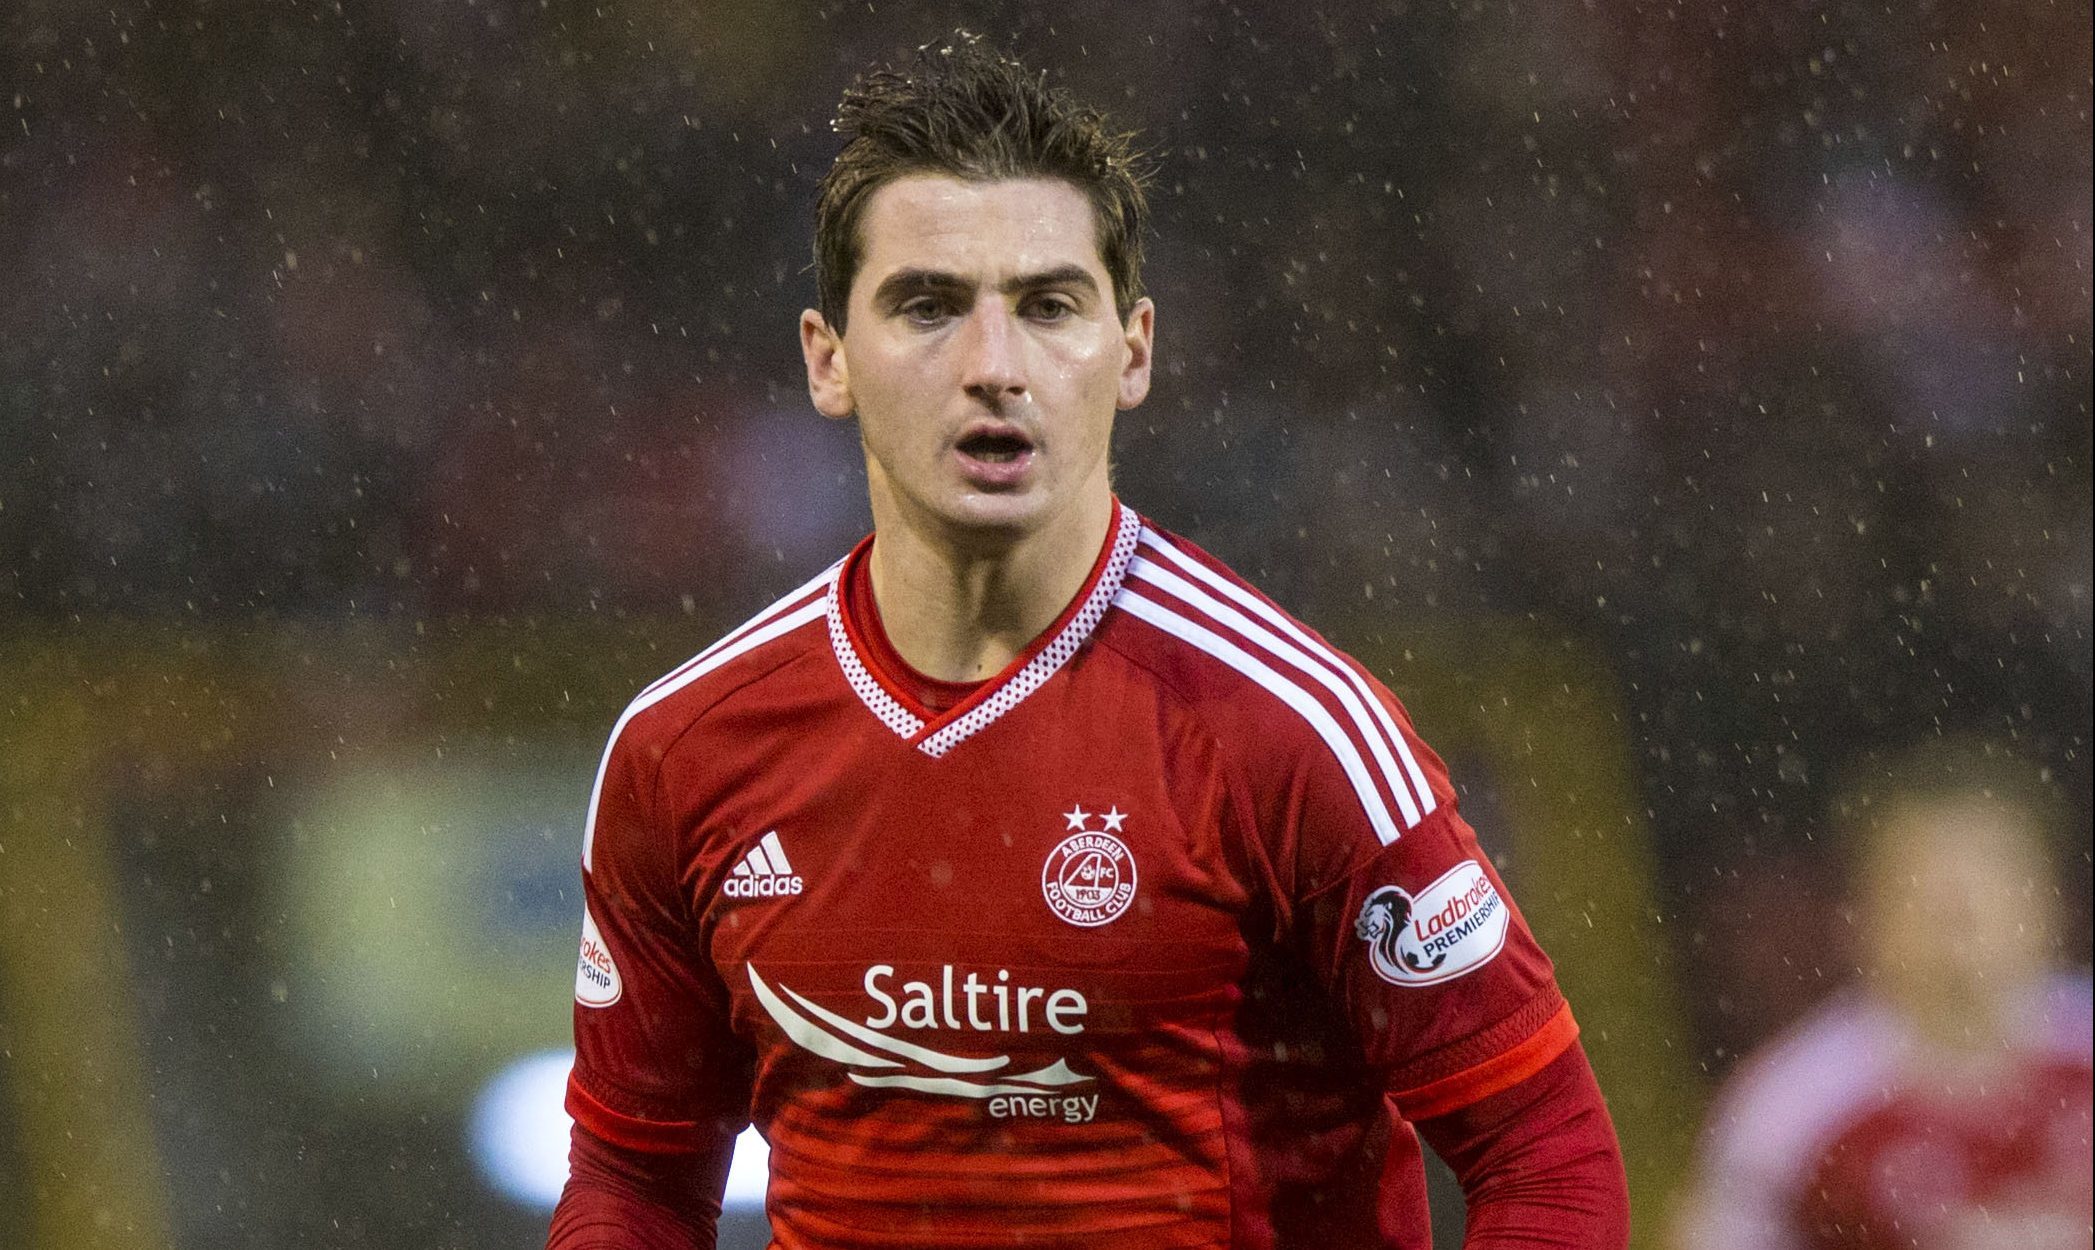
(956, 430, 1035, 464)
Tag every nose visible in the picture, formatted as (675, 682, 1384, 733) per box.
(958, 302, 1027, 406)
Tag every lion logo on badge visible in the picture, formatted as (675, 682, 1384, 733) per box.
(1042, 807, 1138, 927)
(1356, 886, 1435, 974)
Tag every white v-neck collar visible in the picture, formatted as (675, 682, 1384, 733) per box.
(827, 502, 1140, 758)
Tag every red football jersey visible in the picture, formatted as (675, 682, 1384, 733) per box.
(1682, 979, 2093, 1250)
(1799, 1054, 2093, 1250)
(567, 500, 1578, 1249)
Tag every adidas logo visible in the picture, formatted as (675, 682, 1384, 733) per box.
(724, 830, 805, 899)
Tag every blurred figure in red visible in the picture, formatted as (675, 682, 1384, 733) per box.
(1677, 740, 2092, 1250)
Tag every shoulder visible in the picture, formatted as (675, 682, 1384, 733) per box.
(581, 563, 836, 870)
(1104, 522, 1351, 701)
(1699, 990, 1908, 1185)
(614, 562, 838, 753)
(1102, 521, 1445, 843)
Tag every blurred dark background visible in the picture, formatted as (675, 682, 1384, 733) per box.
(1, 2, 2087, 1247)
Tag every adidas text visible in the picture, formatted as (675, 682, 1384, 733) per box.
(725, 874, 805, 899)
(726, 830, 805, 900)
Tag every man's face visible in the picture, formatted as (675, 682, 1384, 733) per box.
(802, 175, 1153, 540)
(1865, 798, 2055, 1024)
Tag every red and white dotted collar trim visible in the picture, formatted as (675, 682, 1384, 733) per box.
(828, 502, 1141, 758)
(828, 597, 927, 740)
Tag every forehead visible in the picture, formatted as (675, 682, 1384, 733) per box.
(853, 175, 1105, 291)
(1878, 798, 2042, 888)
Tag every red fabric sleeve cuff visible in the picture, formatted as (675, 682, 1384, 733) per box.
(1391, 1001, 1580, 1121)
(565, 1073, 707, 1155)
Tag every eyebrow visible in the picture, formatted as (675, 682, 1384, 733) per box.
(871, 264, 1102, 307)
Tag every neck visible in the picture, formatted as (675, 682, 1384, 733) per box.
(1874, 967, 2019, 1057)
(865, 490, 1115, 683)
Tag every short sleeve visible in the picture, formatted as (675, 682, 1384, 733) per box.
(567, 714, 754, 1153)
(1252, 674, 1577, 1122)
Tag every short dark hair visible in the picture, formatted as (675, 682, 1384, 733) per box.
(814, 35, 1153, 332)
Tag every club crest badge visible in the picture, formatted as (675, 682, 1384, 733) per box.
(1042, 805, 1137, 927)
(1354, 859, 1509, 987)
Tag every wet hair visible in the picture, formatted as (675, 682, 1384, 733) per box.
(814, 34, 1153, 332)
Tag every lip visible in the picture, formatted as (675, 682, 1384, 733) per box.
(951, 420, 1038, 491)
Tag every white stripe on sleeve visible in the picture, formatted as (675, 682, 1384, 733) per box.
(638, 562, 841, 702)
(583, 589, 831, 872)
(1116, 589, 1403, 845)
(1128, 555, 1423, 827)
(1138, 531, 1437, 818)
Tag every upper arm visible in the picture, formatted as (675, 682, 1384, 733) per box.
(566, 713, 753, 1155)
(1247, 669, 1577, 1119)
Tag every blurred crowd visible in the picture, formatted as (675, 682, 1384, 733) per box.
(2, 1, 2088, 1246)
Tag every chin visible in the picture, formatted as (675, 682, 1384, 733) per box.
(869, 459, 1090, 545)
(902, 484, 1057, 541)
(942, 491, 1050, 533)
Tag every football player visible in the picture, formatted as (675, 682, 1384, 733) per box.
(550, 37, 1629, 1250)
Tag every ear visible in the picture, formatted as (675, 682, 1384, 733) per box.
(1115, 297, 1155, 411)
(801, 309, 854, 419)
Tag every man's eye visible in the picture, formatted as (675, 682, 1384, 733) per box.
(899, 298, 950, 323)
(1027, 296, 1075, 321)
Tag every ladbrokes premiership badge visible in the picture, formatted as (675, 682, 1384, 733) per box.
(1353, 860, 1509, 987)
(1042, 805, 1137, 927)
